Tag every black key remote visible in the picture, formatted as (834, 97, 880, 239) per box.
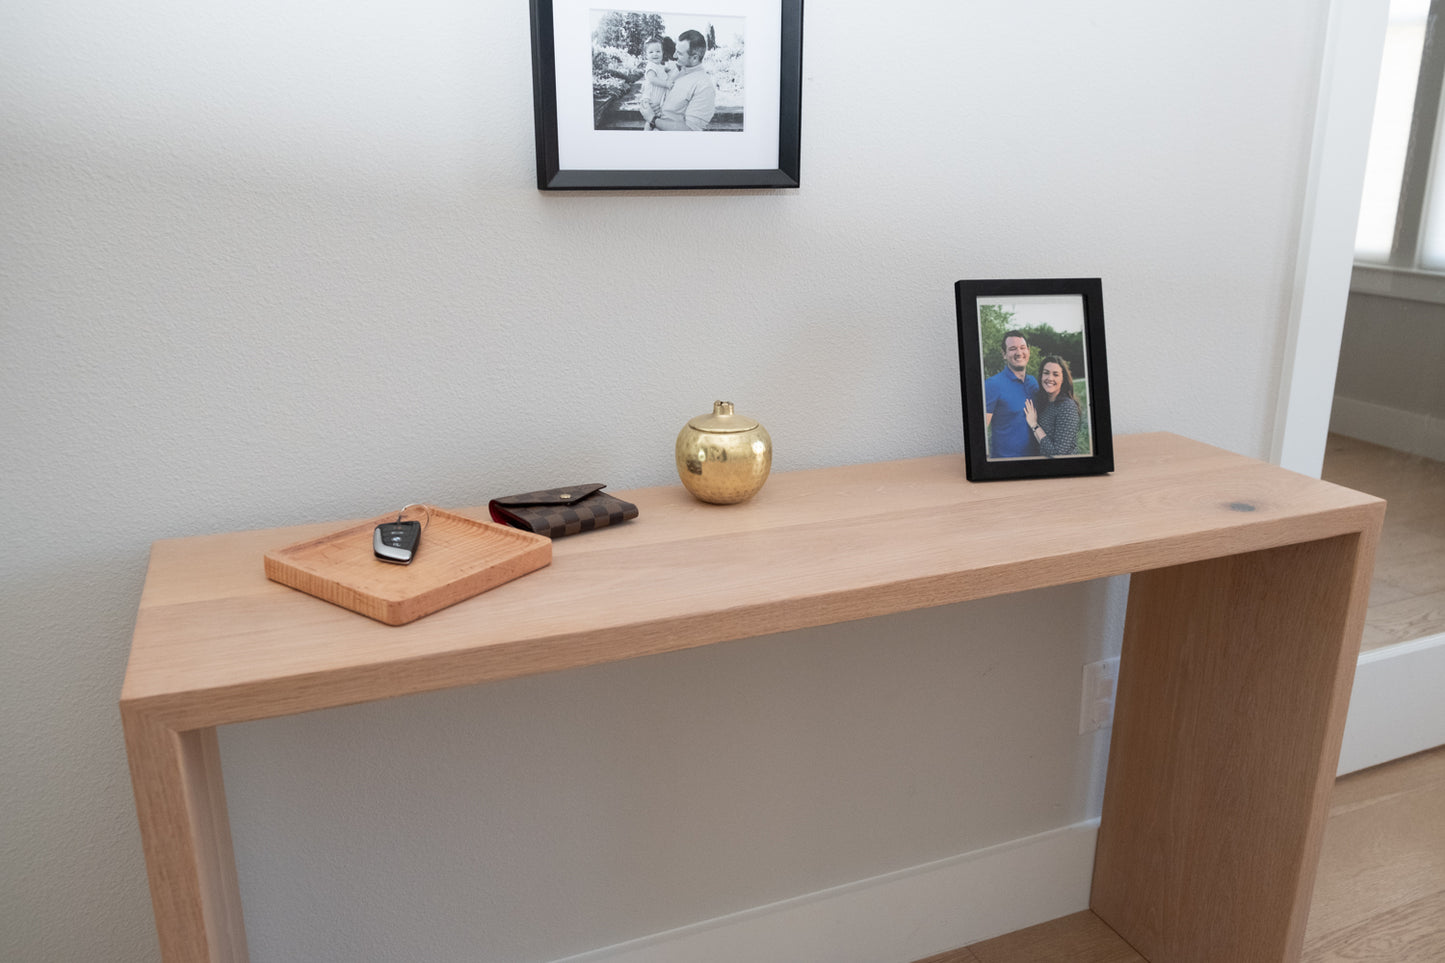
(374, 520, 422, 564)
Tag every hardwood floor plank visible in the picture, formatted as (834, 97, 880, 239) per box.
(910, 947, 980, 963)
(1303, 889, 1445, 962)
(1368, 577, 1415, 607)
(1361, 588, 1445, 649)
(1305, 783, 1445, 936)
(1326, 744, 1445, 814)
(1322, 438, 1434, 488)
(1305, 746, 1445, 947)
(966, 911, 1144, 963)
(1374, 526, 1445, 564)
(1373, 562, 1445, 599)
(1321, 434, 1445, 651)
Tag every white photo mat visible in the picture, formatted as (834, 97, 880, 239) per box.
(551, 0, 783, 171)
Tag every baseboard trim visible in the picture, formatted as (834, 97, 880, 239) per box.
(1329, 396, 1445, 462)
(543, 635, 1445, 961)
(1339, 633, 1445, 775)
(548, 820, 1099, 963)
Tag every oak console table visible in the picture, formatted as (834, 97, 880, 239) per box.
(122, 433, 1384, 962)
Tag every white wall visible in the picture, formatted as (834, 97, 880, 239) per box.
(1337, 292, 1445, 417)
(1331, 289, 1445, 459)
(1, 2, 1331, 961)
(1329, 284, 1445, 456)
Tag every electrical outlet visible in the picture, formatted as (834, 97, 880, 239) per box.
(1080, 657, 1120, 734)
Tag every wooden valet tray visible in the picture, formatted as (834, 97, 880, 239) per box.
(264, 509, 552, 625)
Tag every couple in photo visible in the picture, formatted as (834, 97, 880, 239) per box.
(636, 30, 716, 131)
(984, 330, 1082, 459)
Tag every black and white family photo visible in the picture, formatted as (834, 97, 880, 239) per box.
(590, 10, 745, 132)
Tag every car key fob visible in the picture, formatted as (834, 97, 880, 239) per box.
(374, 520, 422, 564)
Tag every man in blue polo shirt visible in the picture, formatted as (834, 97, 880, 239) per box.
(984, 330, 1039, 458)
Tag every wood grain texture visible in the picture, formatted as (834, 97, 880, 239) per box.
(118, 433, 1385, 963)
(1304, 889, 1445, 961)
(263, 509, 551, 625)
(123, 434, 1382, 732)
(1304, 745, 1445, 961)
(122, 716, 246, 962)
(1090, 531, 1378, 962)
(1321, 435, 1445, 650)
(967, 911, 1145, 963)
(912, 946, 982, 962)
(1360, 590, 1445, 650)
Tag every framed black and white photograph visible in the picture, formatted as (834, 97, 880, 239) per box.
(954, 278, 1114, 481)
(529, 0, 803, 190)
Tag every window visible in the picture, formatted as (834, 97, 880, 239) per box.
(1350, 0, 1445, 274)
(1356, 0, 1429, 262)
(1351, 0, 1445, 302)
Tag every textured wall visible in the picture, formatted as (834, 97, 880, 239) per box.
(1, 1, 1327, 960)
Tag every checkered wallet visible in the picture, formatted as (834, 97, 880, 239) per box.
(488, 483, 638, 538)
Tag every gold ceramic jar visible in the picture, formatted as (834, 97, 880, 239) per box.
(675, 401, 773, 504)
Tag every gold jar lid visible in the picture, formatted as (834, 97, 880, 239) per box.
(686, 400, 759, 433)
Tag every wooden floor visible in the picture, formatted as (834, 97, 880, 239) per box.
(1320, 434, 1445, 650)
(1301, 743, 1445, 961)
(911, 709, 1445, 962)
(911, 909, 1144, 962)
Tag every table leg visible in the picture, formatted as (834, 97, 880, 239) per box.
(123, 713, 249, 963)
(1091, 533, 1375, 962)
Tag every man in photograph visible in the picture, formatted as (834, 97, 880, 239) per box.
(640, 29, 716, 131)
(984, 330, 1040, 458)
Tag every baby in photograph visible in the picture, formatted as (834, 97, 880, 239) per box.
(638, 35, 676, 130)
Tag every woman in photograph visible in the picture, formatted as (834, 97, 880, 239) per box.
(1024, 355, 1081, 456)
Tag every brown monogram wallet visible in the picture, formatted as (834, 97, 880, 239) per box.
(488, 484, 639, 538)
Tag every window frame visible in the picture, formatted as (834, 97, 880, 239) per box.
(1355, 0, 1445, 301)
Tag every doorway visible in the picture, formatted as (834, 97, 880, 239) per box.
(1298, 0, 1445, 771)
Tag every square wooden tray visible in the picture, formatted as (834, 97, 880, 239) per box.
(263, 509, 552, 625)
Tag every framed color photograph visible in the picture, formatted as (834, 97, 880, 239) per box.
(529, 0, 803, 189)
(954, 278, 1114, 481)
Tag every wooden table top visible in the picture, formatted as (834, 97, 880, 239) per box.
(120, 433, 1384, 731)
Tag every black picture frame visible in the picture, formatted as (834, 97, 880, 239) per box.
(529, 1, 803, 190)
(954, 278, 1114, 481)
